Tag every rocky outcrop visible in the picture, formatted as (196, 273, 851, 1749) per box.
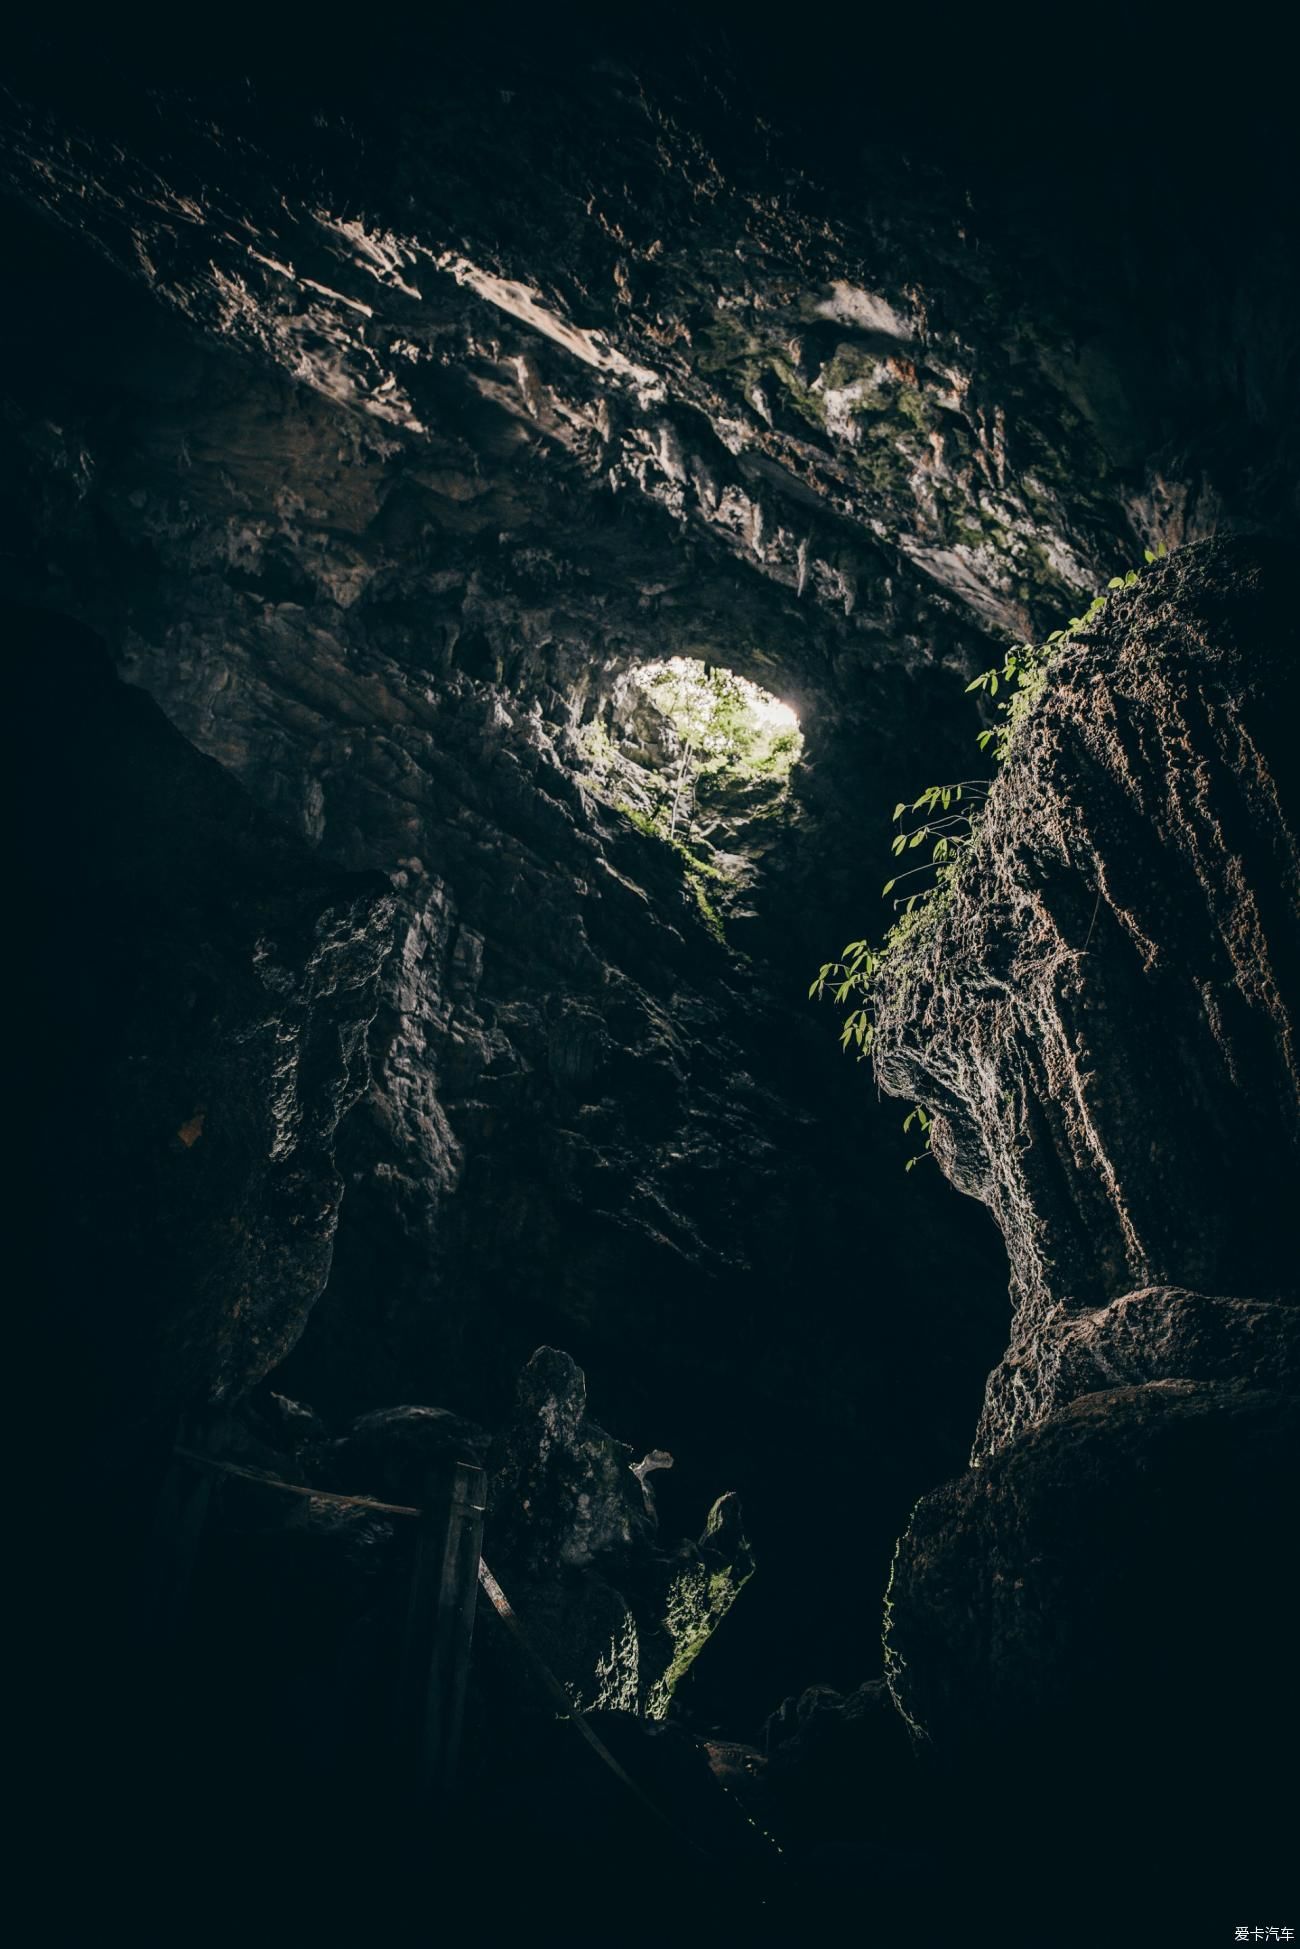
(0, 40, 1213, 651)
(8, 36, 1299, 1723)
(883, 1380, 1300, 1923)
(709, 1675, 918, 1857)
(0, 172, 1012, 1711)
(16, 609, 394, 1420)
(872, 544, 1300, 1925)
(873, 539, 1300, 1452)
(488, 1348, 754, 1716)
(8, 33, 1299, 1933)
(887, 1380, 1300, 1746)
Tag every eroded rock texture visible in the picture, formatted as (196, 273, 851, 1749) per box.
(488, 1347, 754, 1717)
(874, 543, 1300, 1928)
(874, 539, 1300, 1452)
(17, 609, 393, 1423)
(7, 21, 1299, 1936)
(3, 46, 1046, 1702)
(885, 1382, 1299, 1921)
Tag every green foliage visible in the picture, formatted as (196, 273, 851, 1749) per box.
(579, 717, 620, 778)
(961, 544, 1166, 764)
(616, 800, 662, 842)
(963, 592, 1102, 764)
(882, 780, 990, 901)
(594, 659, 803, 950)
(901, 1104, 933, 1171)
(614, 799, 729, 942)
(809, 541, 1171, 1159)
(684, 866, 728, 947)
(638, 657, 802, 841)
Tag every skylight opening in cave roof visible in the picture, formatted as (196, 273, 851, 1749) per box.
(633, 656, 803, 784)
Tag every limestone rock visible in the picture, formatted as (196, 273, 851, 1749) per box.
(16, 609, 394, 1420)
(872, 538, 1300, 1453)
(883, 1381, 1299, 1911)
(488, 1347, 753, 1716)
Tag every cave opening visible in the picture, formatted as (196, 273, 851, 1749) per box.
(578, 655, 804, 945)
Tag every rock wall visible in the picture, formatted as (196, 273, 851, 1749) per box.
(6, 28, 1300, 1925)
(874, 542, 1300, 1925)
(885, 1380, 1299, 1925)
(875, 539, 1300, 1451)
(16, 608, 393, 1424)
(0, 162, 1012, 1708)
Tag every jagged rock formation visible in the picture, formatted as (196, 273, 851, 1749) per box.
(874, 539, 1300, 1452)
(707, 1674, 919, 1864)
(8, 22, 1300, 1937)
(16, 609, 393, 1423)
(884, 1381, 1299, 1921)
(486, 1347, 753, 1716)
(873, 542, 1300, 1926)
(0, 40, 1223, 649)
(2, 54, 1038, 1703)
(155, 1349, 745, 1788)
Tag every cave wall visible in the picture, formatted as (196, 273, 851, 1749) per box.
(870, 539, 1300, 1927)
(6, 17, 1300, 1854)
(15, 608, 393, 1425)
(873, 538, 1300, 1452)
(0, 80, 1037, 1709)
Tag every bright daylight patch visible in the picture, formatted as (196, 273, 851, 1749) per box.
(631, 657, 802, 839)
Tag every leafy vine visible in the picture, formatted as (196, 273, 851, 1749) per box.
(809, 545, 1169, 1160)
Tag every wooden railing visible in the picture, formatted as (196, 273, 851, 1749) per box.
(153, 1422, 707, 1847)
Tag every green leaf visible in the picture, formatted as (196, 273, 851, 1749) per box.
(1143, 549, 1155, 565)
(1108, 576, 1125, 589)
(882, 878, 896, 896)
(893, 802, 906, 820)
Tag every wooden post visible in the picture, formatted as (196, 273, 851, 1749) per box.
(398, 1457, 487, 1809)
(150, 1414, 213, 1647)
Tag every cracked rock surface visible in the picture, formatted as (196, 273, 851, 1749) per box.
(8, 23, 1300, 1934)
(873, 539, 1300, 1452)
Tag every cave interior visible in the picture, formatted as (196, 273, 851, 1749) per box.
(8, 11, 1299, 1942)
